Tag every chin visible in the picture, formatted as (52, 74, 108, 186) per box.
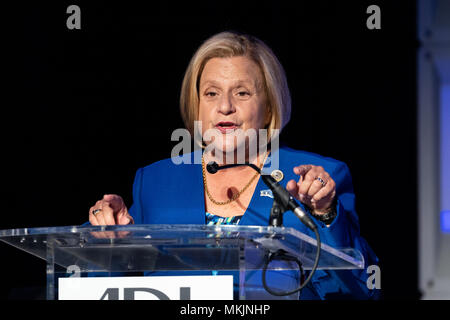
(209, 140, 240, 153)
(207, 139, 252, 163)
(203, 127, 262, 160)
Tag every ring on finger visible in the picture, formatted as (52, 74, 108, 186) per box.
(92, 209, 102, 216)
(315, 177, 326, 187)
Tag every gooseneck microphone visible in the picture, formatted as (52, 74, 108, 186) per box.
(206, 161, 317, 231)
(206, 160, 321, 297)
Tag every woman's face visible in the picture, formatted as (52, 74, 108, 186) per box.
(198, 56, 269, 156)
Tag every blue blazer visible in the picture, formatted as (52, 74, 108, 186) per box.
(128, 145, 380, 300)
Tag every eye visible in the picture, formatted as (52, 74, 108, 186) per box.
(237, 91, 250, 97)
(205, 91, 218, 97)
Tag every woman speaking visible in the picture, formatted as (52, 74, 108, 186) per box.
(87, 31, 379, 300)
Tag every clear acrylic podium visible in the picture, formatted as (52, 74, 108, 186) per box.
(0, 224, 364, 300)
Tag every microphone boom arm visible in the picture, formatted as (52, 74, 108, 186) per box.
(205, 160, 321, 297)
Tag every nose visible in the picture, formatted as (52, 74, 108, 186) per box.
(218, 93, 235, 115)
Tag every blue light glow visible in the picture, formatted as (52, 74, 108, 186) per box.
(440, 85, 450, 233)
(442, 210, 450, 233)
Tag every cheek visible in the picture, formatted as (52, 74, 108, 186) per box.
(243, 103, 267, 128)
(198, 102, 216, 130)
(198, 102, 209, 121)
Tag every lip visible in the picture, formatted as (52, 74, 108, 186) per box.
(215, 121, 239, 134)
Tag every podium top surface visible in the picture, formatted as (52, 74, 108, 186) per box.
(0, 224, 364, 271)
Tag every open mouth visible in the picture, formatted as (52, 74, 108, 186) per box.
(215, 121, 239, 133)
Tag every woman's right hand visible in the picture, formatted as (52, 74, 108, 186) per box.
(89, 194, 134, 226)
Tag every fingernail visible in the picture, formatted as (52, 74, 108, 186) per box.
(311, 199, 316, 203)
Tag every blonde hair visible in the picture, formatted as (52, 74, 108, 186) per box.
(180, 31, 291, 141)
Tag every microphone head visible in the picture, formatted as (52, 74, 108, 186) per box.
(206, 161, 219, 174)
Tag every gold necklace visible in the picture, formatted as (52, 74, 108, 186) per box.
(202, 152, 268, 206)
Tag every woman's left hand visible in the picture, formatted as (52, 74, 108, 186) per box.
(286, 165, 336, 215)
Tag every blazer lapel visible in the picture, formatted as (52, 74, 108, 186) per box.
(172, 149, 205, 225)
(240, 148, 281, 226)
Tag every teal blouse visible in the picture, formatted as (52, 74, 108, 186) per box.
(205, 212, 242, 225)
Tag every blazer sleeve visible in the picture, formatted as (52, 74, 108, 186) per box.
(128, 167, 145, 225)
(306, 162, 381, 300)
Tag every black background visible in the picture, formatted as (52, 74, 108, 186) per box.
(1, 0, 419, 299)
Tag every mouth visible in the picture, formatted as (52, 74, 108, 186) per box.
(215, 121, 239, 134)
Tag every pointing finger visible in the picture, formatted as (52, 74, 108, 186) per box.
(294, 165, 313, 177)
